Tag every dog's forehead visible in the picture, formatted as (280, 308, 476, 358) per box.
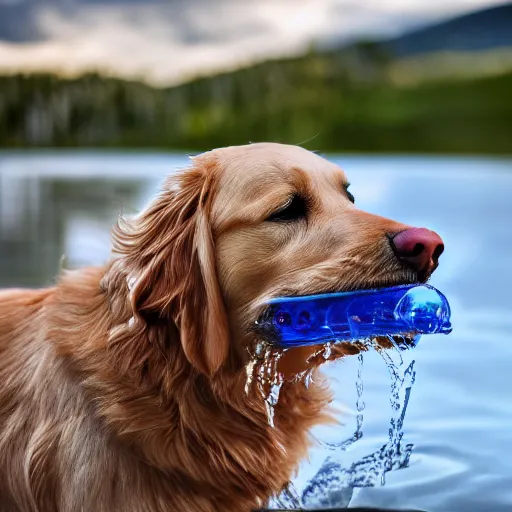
(212, 143, 347, 196)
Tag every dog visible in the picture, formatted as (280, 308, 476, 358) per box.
(0, 143, 444, 512)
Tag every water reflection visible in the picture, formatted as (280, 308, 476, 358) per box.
(0, 158, 158, 287)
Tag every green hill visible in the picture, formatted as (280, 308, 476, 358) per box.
(1, 49, 511, 154)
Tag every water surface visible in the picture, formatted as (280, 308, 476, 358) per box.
(1, 151, 511, 511)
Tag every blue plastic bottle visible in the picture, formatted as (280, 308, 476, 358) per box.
(256, 284, 452, 348)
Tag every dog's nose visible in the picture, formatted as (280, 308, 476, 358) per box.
(389, 228, 444, 276)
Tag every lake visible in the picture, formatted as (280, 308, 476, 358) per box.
(1, 151, 511, 511)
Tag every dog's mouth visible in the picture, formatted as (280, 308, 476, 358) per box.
(315, 270, 424, 296)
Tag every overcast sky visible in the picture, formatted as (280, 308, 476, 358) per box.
(0, 0, 508, 85)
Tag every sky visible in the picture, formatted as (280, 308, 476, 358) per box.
(0, 0, 509, 85)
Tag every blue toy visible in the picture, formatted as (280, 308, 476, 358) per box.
(256, 284, 451, 348)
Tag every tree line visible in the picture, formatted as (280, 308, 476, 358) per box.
(0, 47, 511, 154)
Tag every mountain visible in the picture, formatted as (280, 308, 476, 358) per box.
(385, 2, 512, 57)
(1, 1, 511, 85)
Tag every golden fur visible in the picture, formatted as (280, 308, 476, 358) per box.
(0, 143, 426, 511)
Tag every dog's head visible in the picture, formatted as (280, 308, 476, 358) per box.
(111, 143, 444, 377)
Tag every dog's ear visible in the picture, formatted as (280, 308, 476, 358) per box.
(112, 159, 230, 376)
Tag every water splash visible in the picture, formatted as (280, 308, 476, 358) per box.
(314, 352, 365, 451)
(244, 358, 258, 395)
(270, 483, 303, 509)
(245, 340, 331, 427)
(264, 379, 284, 428)
(303, 371, 314, 389)
(257, 347, 284, 428)
(270, 339, 417, 510)
(245, 342, 285, 427)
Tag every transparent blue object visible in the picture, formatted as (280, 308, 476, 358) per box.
(257, 284, 452, 348)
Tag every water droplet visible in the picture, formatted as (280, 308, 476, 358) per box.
(304, 371, 314, 388)
(254, 341, 266, 357)
(244, 359, 257, 394)
(246, 343, 286, 428)
(265, 380, 284, 428)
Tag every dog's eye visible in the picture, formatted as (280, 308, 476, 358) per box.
(266, 194, 307, 222)
(344, 183, 355, 203)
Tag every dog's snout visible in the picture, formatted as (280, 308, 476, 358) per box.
(389, 227, 444, 277)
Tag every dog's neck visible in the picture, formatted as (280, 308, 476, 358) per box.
(47, 265, 331, 507)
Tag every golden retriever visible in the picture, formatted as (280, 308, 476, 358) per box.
(0, 143, 444, 512)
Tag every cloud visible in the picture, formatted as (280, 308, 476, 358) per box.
(0, 0, 508, 84)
